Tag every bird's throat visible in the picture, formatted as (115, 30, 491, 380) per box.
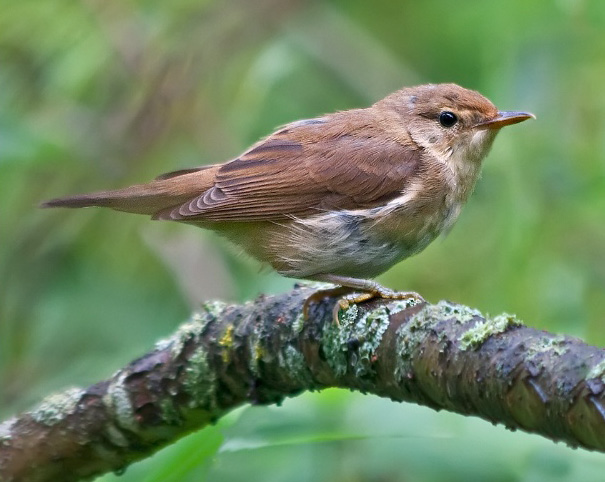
(446, 128, 498, 204)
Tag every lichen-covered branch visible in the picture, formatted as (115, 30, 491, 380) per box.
(2, 285, 605, 482)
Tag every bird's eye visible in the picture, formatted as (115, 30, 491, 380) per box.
(439, 111, 458, 128)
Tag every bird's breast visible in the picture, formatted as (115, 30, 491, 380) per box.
(263, 179, 460, 279)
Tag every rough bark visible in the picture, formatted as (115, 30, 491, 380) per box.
(1, 285, 605, 481)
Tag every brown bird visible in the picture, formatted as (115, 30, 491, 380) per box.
(42, 83, 534, 314)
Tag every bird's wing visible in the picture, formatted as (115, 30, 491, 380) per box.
(155, 116, 421, 222)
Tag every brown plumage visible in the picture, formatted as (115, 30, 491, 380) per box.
(42, 83, 533, 305)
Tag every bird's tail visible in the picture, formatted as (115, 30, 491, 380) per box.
(40, 166, 218, 216)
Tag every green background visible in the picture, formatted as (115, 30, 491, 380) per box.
(2, 0, 605, 480)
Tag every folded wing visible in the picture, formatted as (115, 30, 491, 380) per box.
(155, 115, 421, 222)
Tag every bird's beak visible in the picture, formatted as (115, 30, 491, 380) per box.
(475, 111, 536, 129)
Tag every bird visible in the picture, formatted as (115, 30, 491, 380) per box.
(42, 83, 534, 317)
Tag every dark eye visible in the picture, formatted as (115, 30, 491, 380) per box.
(439, 111, 458, 128)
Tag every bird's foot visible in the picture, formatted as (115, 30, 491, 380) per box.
(302, 286, 355, 322)
(303, 275, 425, 325)
(333, 288, 425, 324)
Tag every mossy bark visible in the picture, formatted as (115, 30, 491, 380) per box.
(1, 286, 604, 481)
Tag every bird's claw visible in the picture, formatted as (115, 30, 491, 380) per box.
(332, 289, 425, 325)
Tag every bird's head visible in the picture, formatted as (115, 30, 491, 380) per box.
(378, 83, 534, 166)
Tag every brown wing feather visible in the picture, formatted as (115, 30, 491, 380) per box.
(155, 112, 421, 222)
(154, 164, 219, 180)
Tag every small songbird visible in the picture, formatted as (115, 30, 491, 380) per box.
(42, 83, 534, 312)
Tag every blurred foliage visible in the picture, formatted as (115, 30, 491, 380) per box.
(1, 0, 605, 480)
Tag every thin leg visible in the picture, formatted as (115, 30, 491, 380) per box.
(302, 285, 355, 320)
(313, 275, 395, 295)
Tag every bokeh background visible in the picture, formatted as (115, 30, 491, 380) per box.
(2, 0, 605, 480)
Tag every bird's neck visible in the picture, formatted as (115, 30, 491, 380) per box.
(437, 129, 498, 205)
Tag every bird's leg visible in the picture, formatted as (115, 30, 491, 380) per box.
(301, 285, 356, 322)
(310, 274, 425, 323)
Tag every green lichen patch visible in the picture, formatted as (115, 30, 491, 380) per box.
(156, 314, 211, 356)
(322, 305, 356, 377)
(587, 358, 605, 381)
(201, 300, 228, 317)
(394, 304, 437, 381)
(0, 417, 16, 444)
(248, 340, 264, 378)
(430, 300, 483, 324)
(387, 298, 420, 315)
(292, 312, 306, 335)
(460, 313, 522, 351)
(155, 302, 227, 355)
(30, 387, 85, 426)
(104, 371, 138, 432)
(526, 335, 570, 361)
(322, 303, 391, 378)
(219, 325, 235, 364)
(183, 346, 217, 410)
(355, 306, 391, 377)
(279, 344, 314, 385)
(247, 320, 268, 378)
(337, 303, 359, 326)
(159, 397, 182, 426)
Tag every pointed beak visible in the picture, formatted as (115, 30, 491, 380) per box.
(475, 111, 536, 129)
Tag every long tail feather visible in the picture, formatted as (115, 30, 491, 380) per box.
(40, 184, 173, 214)
(40, 166, 218, 216)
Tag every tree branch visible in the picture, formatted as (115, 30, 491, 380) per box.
(2, 285, 605, 481)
